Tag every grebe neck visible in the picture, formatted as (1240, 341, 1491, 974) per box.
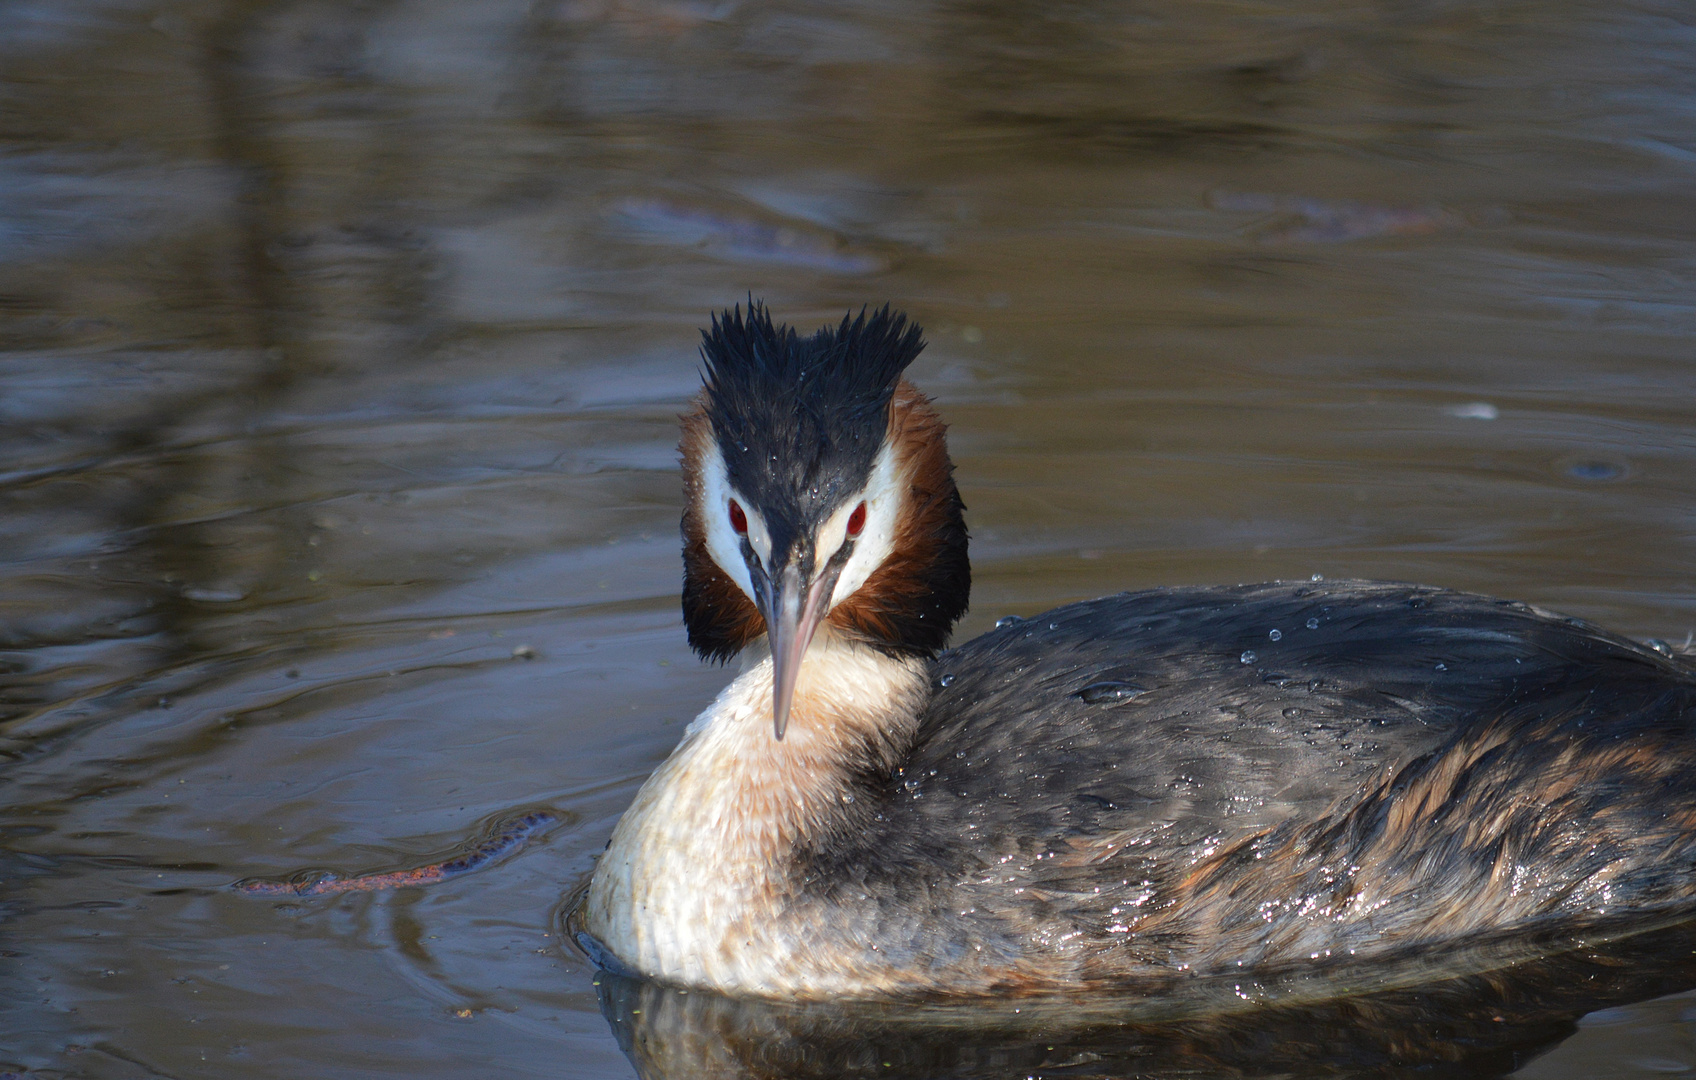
(584, 632, 927, 994)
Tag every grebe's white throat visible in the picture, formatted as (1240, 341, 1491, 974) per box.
(583, 631, 926, 996)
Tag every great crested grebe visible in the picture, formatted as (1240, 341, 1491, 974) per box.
(580, 303, 1696, 1000)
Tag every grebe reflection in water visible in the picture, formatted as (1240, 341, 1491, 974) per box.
(580, 303, 1696, 1000)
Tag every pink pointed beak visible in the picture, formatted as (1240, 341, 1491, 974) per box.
(762, 561, 837, 740)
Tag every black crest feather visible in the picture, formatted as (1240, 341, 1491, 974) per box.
(699, 302, 925, 543)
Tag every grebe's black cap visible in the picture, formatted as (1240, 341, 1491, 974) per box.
(699, 301, 924, 530)
(687, 301, 963, 738)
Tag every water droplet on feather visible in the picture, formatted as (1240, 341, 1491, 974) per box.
(1077, 681, 1148, 704)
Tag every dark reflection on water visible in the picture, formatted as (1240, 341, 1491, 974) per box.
(3, 0, 1696, 1076)
(595, 919, 1696, 1079)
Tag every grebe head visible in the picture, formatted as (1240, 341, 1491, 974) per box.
(679, 302, 970, 738)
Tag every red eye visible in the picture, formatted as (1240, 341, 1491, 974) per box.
(846, 502, 867, 538)
(728, 499, 748, 535)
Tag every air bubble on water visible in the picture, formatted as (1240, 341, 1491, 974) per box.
(1567, 460, 1625, 482)
(1446, 402, 1498, 420)
(183, 586, 245, 604)
(1240, 650, 1257, 664)
(1268, 629, 1282, 642)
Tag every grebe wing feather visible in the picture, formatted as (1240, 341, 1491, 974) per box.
(785, 582, 1696, 985)
(897, 581, 1690, 908)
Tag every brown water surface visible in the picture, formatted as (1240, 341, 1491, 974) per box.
(3, 1, 1696, 1077)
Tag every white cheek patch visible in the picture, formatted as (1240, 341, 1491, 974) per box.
(696, 441, 768, 604)
(825, 441, 902, 610)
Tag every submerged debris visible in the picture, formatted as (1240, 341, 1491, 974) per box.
(234, 810, 560, 897)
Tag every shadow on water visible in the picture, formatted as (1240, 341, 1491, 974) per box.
(596, 917, 1696, 1079)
